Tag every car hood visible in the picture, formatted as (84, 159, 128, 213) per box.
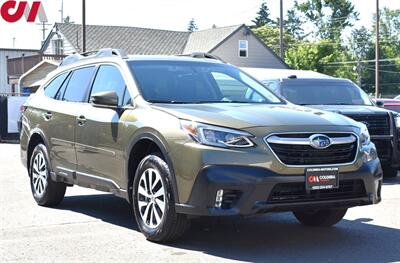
(306, 105, 390, 115)
(151, 103, 358, 129)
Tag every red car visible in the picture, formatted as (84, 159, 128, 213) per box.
(374, 98, 400, 113)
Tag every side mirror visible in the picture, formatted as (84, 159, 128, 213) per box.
(375, 101, 384, 108)
(90, 91, 119, 108)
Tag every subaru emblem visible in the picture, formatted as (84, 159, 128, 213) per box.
(309, 134, 331, 149)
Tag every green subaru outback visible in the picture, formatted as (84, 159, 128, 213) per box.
(20, 49, 382, 242)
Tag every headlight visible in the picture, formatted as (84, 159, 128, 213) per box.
(360, 124, 371, 146)
(180, 120, 255, 148)
(395, 114, 400, 128)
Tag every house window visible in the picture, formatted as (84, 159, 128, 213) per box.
(239, 40, 248, 58)
(52, 38, 64, 55)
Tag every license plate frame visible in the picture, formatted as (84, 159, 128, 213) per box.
(305, 167, 339, 191)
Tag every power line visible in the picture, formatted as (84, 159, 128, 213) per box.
(325, 58, 400, 65)
(364, 67, 400, 74)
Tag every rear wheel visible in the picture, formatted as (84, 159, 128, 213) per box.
(29, 144, 66, 206)
(132, 154, 190, 242)
(293, 208, 347, 227)
(382, 165, 398, 178)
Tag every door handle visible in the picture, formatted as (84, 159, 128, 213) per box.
(43, 111, 53, 120)
(77, 115, 87, 126)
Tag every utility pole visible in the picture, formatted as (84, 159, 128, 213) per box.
(279, 0, 284, 60)
(36, 21, 51, 41)
(12, 37, 16, 48)
(375, 0, 380, 98)
(356, 61, 362, 87)
(60, 0, 64, 22)
(82, 0, 86, 52)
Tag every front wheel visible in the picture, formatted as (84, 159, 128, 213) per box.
(293, 208, 347, 227)
(29, 144, 66, 206)
(132, 154, 190, 242)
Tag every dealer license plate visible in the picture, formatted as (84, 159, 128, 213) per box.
(305, 167, 339, 190)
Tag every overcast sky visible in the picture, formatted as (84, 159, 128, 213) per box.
(0, 0, 399, 49)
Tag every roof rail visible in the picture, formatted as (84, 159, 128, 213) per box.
(179, 52, 225, 63)
(59, 48, 128, 67)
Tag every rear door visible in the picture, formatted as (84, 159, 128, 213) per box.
(74, 64, 132, 188)
(50, 66, 96, 177)
(35, 71, 77, 175)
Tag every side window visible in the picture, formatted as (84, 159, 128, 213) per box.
(63, 66, 96, 102)
(44, 72, 68, 98)
(90, 65, 126, 105)
(211, 72, 264, 102)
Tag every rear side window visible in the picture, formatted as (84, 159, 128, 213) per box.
(55, 73, 72, 100)
(90, 65, 126, 105)
(44, 72, 68, 98)
(63, 66, 96, 102)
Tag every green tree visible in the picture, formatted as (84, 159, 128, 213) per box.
(187, 18, 198, 32)
(296, 0, 359, 41)
(349, 27, 372, 60)
(285, 41, 356, 81)
(252, 25, 297, 55)
(359, 8, 400, 95)
(285, 8, 304, 39)
(252, 1, 276, 27)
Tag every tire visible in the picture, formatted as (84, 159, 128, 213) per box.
(293, 208, 347, 227)
(382, 165, 398, 178)
(132, 154, 190, 242)
(29, 144, 66, 206)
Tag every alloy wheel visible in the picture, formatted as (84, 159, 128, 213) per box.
(32, 152, 48, 197)
(137, 168, 166, 228)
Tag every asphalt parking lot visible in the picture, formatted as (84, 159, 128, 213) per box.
(1, 143, 399, 263)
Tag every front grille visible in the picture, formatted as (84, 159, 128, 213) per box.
(268, 180, 366, 204)
(267, 134, 357, 166)
(345, 114, 390, 135)
(372, 139, 392, 161)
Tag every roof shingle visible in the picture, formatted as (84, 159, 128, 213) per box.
(56, 23, 190, 55)
(54, 23, 243, 55)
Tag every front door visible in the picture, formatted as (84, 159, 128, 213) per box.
(74, 64, 132, 188)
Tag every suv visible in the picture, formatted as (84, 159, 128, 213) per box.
(242, 68, 399, 178)
(21, 49, 382, 242)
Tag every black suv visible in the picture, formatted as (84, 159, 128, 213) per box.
(251, 74, 399, 177)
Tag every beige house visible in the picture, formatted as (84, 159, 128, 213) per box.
(10, 23, 288, 94)
(41, 23, 288, 69)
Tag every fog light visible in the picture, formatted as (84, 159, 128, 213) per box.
(215, 189, 224, 208)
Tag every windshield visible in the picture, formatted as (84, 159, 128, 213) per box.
(281, 79, 373, 106)
(128, 60, 283, 104)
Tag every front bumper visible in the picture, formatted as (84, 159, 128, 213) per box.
(175, 159, 383, 216)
